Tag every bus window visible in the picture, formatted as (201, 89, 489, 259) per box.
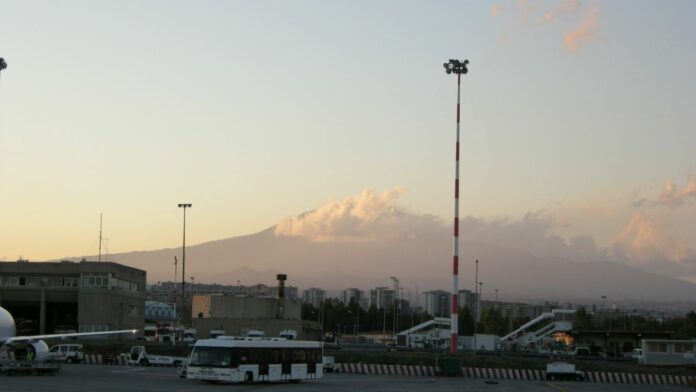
(239, 349, 249, 364)
(306, 349, 316, 373)
(270, 349, 280, 364)
(291, 349, 306, 362)
(281, 349, 291, 374)
(258, 349, 270, 375)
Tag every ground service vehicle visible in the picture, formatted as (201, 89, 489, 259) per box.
(47, 344, 84, 363)
(322, 356, 339, 373)
(632, 348, 643, 363)
(128, 346, 187, 366)
(183, 329, 198, 343)
(186, 337, 323, 383)
(545, 362, 585, 381)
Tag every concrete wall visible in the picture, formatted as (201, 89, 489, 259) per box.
(192, 295, 301, 321)
(78, 290, 144, 332)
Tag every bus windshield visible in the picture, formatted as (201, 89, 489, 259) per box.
(189, 347, 235, 368)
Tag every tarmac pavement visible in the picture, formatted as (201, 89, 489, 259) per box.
(0, 364, 692, 392)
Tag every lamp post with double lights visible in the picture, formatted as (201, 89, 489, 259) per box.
(178, 203, 192, 323)
(443, 58, 469, 354)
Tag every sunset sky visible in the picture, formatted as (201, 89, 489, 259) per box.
(1, 1, 695, 282)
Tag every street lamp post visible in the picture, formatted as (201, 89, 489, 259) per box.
(473, 259, 479, 353)
(390, 276, 399, 338)
(355, 300, 360, 339)
(443, 58, 469, 354)
(190, 276, 195, 302)
(173, 256, 178, 346)
(178, 203, 192, 324)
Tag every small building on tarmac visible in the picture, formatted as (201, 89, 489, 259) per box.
(641, 339, 696, 365)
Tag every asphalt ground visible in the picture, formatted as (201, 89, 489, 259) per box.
(0, 364, 692, 392)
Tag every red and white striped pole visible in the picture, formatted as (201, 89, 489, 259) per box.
(443, 59, 468, 354)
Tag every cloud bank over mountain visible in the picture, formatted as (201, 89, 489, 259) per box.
(274, 188, 441, 242)
(273, 187, 696, 282)
(51, 186, 696, 303)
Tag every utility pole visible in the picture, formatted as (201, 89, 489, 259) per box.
(443, 58, 469, 354)
(98, 213, 103, 262)
(473, 259, 479, 353)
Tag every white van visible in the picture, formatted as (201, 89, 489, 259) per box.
(47, 344, 84, 363)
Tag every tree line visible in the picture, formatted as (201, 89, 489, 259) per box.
(301, 299, 532, 336)
(303, 299, 696, 339)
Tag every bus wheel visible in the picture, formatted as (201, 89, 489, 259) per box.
(244, 372, 253, 383)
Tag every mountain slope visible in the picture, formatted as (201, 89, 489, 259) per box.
(51, 225, 696, 303)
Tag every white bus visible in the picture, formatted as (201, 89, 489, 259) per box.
(186, 337, 323, 383)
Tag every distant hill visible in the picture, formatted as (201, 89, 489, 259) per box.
(49, 225, 696, 305)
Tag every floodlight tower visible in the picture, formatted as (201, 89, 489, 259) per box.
(178, 203, 192, 323)
(443, 58, 469, 354)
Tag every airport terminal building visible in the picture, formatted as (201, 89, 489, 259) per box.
(0, 260, 145, 336)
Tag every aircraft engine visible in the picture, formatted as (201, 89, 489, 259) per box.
(29, 340, 50, 362)
(10, 340, 49, 362)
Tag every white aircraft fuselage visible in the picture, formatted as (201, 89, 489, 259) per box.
(0, 304, 136, 362)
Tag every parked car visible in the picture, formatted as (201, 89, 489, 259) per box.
(47, 344, 84, 364)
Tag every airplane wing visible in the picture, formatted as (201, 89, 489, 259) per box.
(5, 329, 137, 344)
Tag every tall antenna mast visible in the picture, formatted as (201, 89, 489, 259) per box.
(98, 213, 103, 262)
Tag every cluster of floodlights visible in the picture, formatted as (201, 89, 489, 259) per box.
(0, 58, 7, 71)
(443, 59, 469, 75)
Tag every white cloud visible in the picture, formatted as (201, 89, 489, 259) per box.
(612, 212, 690, 263)
(492, 0, 600, 51)
(542, 0, 582, 23)
(563, 3, 599, 51)
(276, 188, 696, 281)
(656, 178, 696, 208)
(274, 188, 442, 242)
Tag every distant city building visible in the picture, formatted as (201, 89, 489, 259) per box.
(342, 288, 362, 304)
(284, 286, 299, 300)
(148, 282, 299, 303)
(369, 287, 395, 309)
(458, 289, 479, 311)
(423, 290, 451, 317)
(342, 288, 368, 311)
(302, 288, 326, 308)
